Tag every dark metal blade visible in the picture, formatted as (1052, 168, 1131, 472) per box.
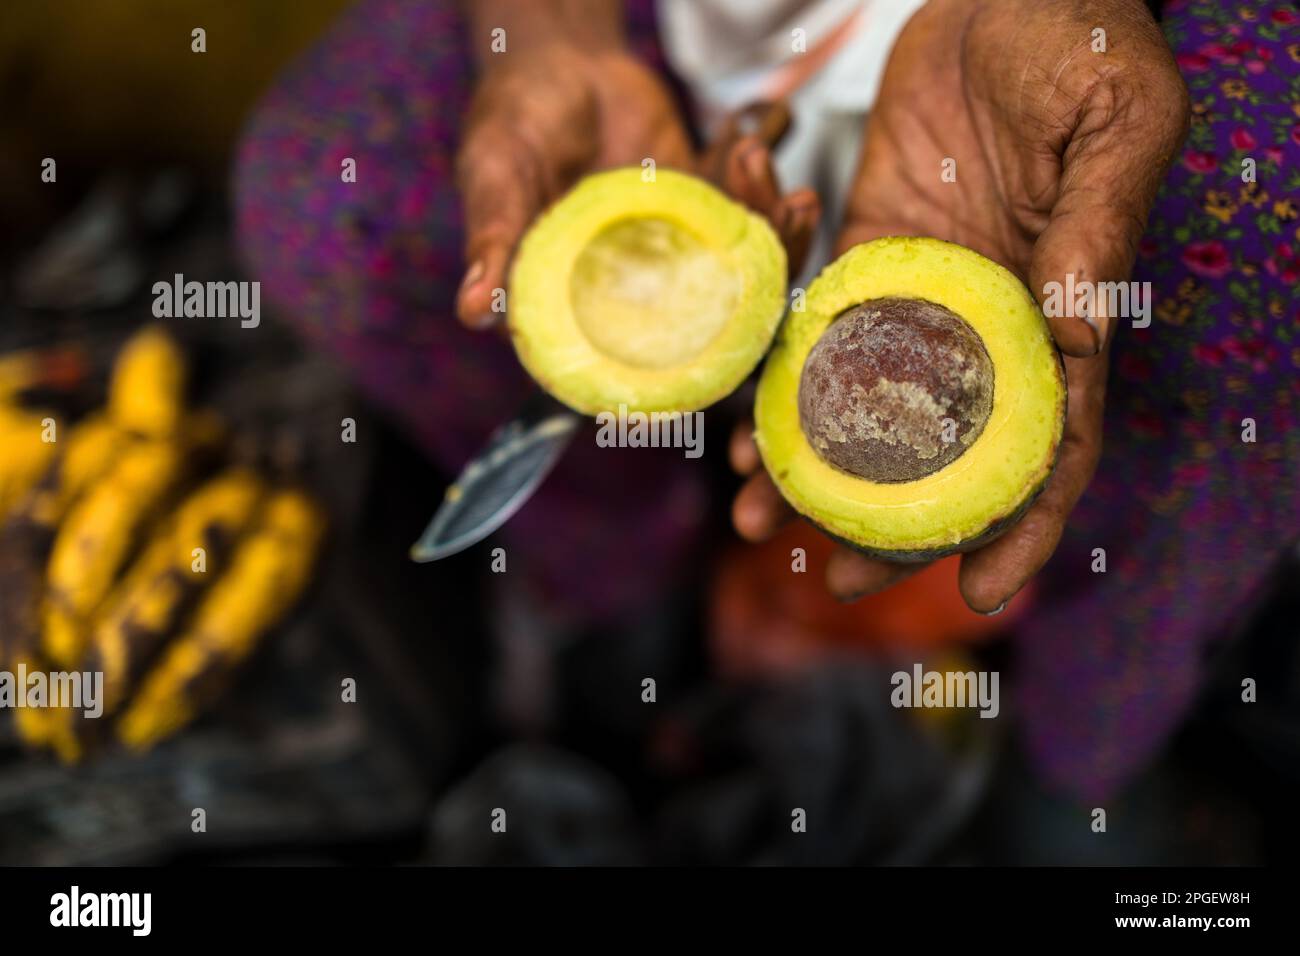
(409, 392, 580, 562)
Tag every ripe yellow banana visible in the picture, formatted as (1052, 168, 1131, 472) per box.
(41, 440, 187, 668)
(117, 488, 325, 751)
(88, 467, 267, 716)
(108, 325, 186, 438)
(0, 406, 59, 522)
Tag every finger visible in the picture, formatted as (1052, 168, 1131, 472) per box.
(826, 548, 926, 602)
(455, 125, 546, 329)
(456, 240, 514, 330)
(699, 102, 814, 274)
(733, 99, 793, 145)
(1028, 72, 1190, 357)
(772, 187, 821, 279)
(721, 141, 819, 277)
(957, 352, 1107, 612)
(698, 100, 792, 184)
(723, 136, 782, 216)
(732, 471, 794, 542)
(728, 419, 761, 475)
(956, 470, 1078, 615)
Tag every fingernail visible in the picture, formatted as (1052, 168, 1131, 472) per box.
(469, 312, 496, 330)
(1081, 309, 1108, 354)
(978, 601, 1007, 617)
(460, 260, 484, 292)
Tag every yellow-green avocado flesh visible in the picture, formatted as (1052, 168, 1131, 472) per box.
(508, 167, 787, 415)
(755, 237, 1066, 561)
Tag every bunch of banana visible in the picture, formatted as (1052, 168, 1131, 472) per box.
(0, 326, 326, 762)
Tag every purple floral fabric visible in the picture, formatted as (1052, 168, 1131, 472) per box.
(1016, 0, 1300, 799)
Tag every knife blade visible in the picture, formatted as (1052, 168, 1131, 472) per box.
(409, 390, 581, 562)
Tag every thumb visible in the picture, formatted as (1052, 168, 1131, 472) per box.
(1029, 79, 1188, 357)
(455, 122, 546, 330)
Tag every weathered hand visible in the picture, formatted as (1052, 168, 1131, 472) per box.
(456, 44, 819, 328)
(732, 0, 1189, 612)
(455, 43, 692, 328)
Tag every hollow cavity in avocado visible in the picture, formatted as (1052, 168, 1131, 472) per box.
(508, 167, 788, 416)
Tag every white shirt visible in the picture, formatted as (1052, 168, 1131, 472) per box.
(658, 0, 928, 278)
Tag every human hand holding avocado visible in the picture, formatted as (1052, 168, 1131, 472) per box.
(454, 1, 819, 331)
(730, 0, 1189, 612)
(457, 0, 1188, 615)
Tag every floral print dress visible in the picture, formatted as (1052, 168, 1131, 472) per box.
(1016, 0, 1300, 799)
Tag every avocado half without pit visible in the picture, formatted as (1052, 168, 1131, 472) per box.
(755, 237, 1066, 561)
(507, 167, 787, 415)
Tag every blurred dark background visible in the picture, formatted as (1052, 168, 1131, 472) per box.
(1, 0, 1296, 867)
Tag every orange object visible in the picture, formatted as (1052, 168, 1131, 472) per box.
(710, 521, 1032, 678)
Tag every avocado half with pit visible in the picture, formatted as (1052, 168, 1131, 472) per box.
(508, 167, 787, 414)
(755, 237, 1066, 561)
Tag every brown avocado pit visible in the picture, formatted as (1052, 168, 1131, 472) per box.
(796, 297, 994, 484)
(755, 237, 1066, 559)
